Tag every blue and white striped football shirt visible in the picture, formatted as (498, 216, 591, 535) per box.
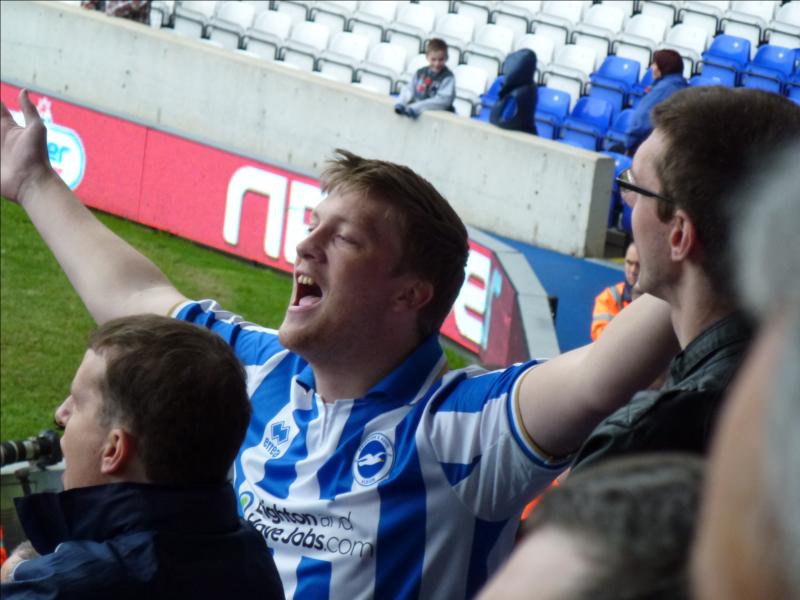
(176, 300, 569, 599)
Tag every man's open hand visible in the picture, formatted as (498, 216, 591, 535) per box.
(0, 89, 56, 204)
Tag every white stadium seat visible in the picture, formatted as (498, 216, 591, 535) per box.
(208, 1, 257, 49)
(317, 31, 370, 82)
(766, 1, 800, 49)
(356, 42, 408, 95)
(454, 63, 490, 116)
(679, 1, 730, 39)
(515, 32, 555, 80)
(432, 13, 476, 66)
(310, 1, 358, 33)
(463, 23, 515, 79)
(173, 0, 218, 38)
(491, 0, 542, 39)
(454, 0, 495, 30)
(245, 10, 293, 60)
(275, 0, 314, 25)
(349, 1, 399, 48)
(571, 4, 627, 66)
(531, 0, 591, 46)
(280, 21, 331, 71)
(613, 14, 668, 68)
(385, 3, 438, 58)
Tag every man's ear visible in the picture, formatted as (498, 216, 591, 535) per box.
(100, 428, 136, 476)
(669, 208, 696, 262)
(393, 279, 434, 312)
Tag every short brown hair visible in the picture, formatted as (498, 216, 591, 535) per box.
(88, 315, 250, 485)
(651, 87, 800, 298)
(426, 38, 448, 56)
(322, 149, 469, 337)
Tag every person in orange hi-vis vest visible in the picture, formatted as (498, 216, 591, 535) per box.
(591, 243, 639, 341)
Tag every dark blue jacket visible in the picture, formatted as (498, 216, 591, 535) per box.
(1, 482, 285, 599)
(625, 72, 688, 150)
(490, 49, 538, 135)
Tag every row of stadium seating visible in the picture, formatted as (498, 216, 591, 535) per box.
(127, 1, 799, 117)
(64, 0, 798, 236)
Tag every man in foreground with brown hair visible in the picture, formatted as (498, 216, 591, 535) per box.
(0, 315, 284, 599)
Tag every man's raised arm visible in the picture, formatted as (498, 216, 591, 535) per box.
(518, 294, 678, 458)
(1, 90, 186, 323)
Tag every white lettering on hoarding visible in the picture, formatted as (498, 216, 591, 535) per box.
(283, 180, 324, 265)
(453, 251, 491, 347)
(223, 166, 288, 259)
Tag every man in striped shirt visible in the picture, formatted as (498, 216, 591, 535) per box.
(1, 90, 678, 599)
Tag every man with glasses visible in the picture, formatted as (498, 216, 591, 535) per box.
(572, 87, 800, 472)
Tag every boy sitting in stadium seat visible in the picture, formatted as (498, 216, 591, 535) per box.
(394, 38, 455, 119)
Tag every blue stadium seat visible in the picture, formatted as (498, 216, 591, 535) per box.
(559, 96, 614, 151)
(589, 56, 641, 117)
(628, 68, 653, 108)
(473, 75, 505, 122)
(689, 73, 734, 86)
(740, 45, 795, 93)
(602, 108, 637, 152)
(534, 87, 571, 140)
(699, 34, 750, 85)
(788, 72, 800, 102)
(602, 151, 632, 229)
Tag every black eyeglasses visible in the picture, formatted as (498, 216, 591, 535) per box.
(616, 168, 673, 206)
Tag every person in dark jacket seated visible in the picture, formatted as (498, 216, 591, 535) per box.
(623, 49, 687, 153)
(0, 315, 285, 600)
(489, 49, 538, 135)
(572, 88, 800, 472)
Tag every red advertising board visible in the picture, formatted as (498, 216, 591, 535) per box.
(1, 82, 528, 365)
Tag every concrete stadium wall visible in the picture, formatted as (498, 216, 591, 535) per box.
(0, 1, 614, 258)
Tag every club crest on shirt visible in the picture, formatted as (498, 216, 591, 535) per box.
(353, 433, 395, 486)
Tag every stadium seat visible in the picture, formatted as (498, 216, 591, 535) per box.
(531, 0, 591, 47)
(454, 0, 494, 30)
(149, 0, 175, 28)
(349, 1, 399, 48)
(280, 21, 332, 71)
(534, 86, 571, 139)
(589, 55, 641, 117)
(514, 33, 555, 81)
(275, 0, 314, 25)
(479, 74, 506, 111)
(541, 44, 597, 109)
(614, 14, 668, 69)
(639, 0, 679, 29)
(559, 96, 614, 151)
(571, 3, 627, 63)
(454, 64, 490, 117)
(688, 73, 732, 86)
(309, 1, 358, 33)
(417, 0, 453, 19)
(432, 13, 477, 66)
(355, 42, 408, 95)
(317, 31, 370, 83)
(208, 1, 257, 49)
(661, 23, 710, 75)
(244, 10, 293, 60)
(720, 1, 776, 57)
(679, 1, 730, 40)
(491, 1, 543, 39)
(602, 108, 636, 153)
(697, 34, 749, 84)
(740, 44, 795, 93)
(464, 24, 516, 79)
(173, 0, 218, 38)
(766, 1, 800, 50)
(602, 151, 632, 229)
(385, 3, 437, 57)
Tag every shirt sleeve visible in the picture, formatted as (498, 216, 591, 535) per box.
(423, 363, 571, 520)
(397, 75, 416, 105)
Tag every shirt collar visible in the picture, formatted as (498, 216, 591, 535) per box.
(295, 335, 445, 404)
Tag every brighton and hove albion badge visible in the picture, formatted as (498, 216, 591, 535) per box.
(353, 433, 395, 486)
